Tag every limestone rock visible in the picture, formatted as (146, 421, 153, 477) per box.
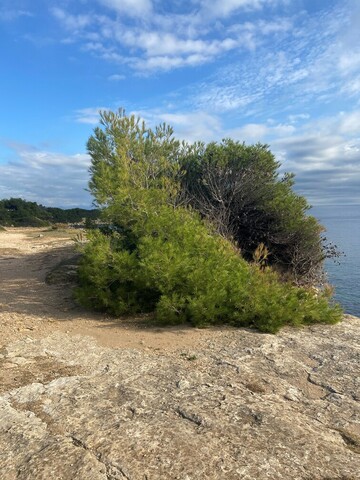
(1, 317, 360, 479)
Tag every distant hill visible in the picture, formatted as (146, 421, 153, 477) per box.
(0, 198, 100, 227)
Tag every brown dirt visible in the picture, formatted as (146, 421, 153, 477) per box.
(0, 227, 228, 353)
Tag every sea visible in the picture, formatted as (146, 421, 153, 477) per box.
(311, 204, 360, 317)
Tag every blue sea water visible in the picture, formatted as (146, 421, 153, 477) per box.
(311, 204, 360, 317)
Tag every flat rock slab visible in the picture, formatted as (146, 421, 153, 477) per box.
(1, 317, 360, 479)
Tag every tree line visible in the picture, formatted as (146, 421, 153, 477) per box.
(0, 197, 99, 227)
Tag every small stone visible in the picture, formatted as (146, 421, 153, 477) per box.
(11, 356, 29, 365)
(176, 379, 190, 390)
(2, 362, 17, 369)
(284, 387, 301, 402)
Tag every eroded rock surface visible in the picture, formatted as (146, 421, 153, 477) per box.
(1, 317, 359, 479)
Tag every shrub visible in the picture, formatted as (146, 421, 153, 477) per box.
(77, 205, 342, 334)
(76, 230, 160, 315)
(179, 140, 334, 286)
(75, 109, 342, 333)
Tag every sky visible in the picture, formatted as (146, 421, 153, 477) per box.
(0, 0, 359, 209)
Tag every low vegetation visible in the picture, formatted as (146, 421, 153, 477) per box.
(0, 197, 99, 227)
(75, 109, 342, 333)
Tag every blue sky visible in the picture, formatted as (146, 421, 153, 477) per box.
(0, 0, 359, 208)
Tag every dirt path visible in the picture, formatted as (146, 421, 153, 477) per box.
(0, 227, 222, 352)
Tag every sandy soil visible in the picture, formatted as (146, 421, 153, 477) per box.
(0, 227, 226, 353)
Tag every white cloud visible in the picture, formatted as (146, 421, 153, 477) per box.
(74, 107, 109, 125)
(195, 87, 262, 112)
(130, 53, 212, 72)
(0, 9, 32, 21)
(341, 76, 360, 96)
(198, 0, 284, 18)
(135, 110, 223, 142)
(0, 144, 92, 208)
(121, 31, 238, 57)
(134, 107, 297, 144)
(228, 123, 269, 141)
(338, 52, 360, 74)
(50, 0, 293, 74)
(338, 111, 360, 135)
(225, 121, 296, 143)
(51, 8, 92, 31)
(98, 0, 153, 17)
(270, 111, 360, 204)
(108, 73, 126, 81)
(181, 2, 360, 117)
(288, 114, 310, 123)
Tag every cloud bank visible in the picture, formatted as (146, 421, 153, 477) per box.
(0, 144, 92, 208)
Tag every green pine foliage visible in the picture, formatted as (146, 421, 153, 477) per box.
(75, 109, 342, 333)
(76, 203, 341, 333)
(76, 230, 160, 315)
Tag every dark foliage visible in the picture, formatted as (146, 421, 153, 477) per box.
(0, 198, 100, 227)
(179, 140, 335, 285)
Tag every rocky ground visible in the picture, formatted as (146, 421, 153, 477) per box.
(0, 228, 359, 479)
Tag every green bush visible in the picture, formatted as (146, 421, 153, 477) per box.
(75, 109, 342, 334)
(77, 204, 341, 334)
(76, 230, 160, 315)
(180, 140, 334, 286)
